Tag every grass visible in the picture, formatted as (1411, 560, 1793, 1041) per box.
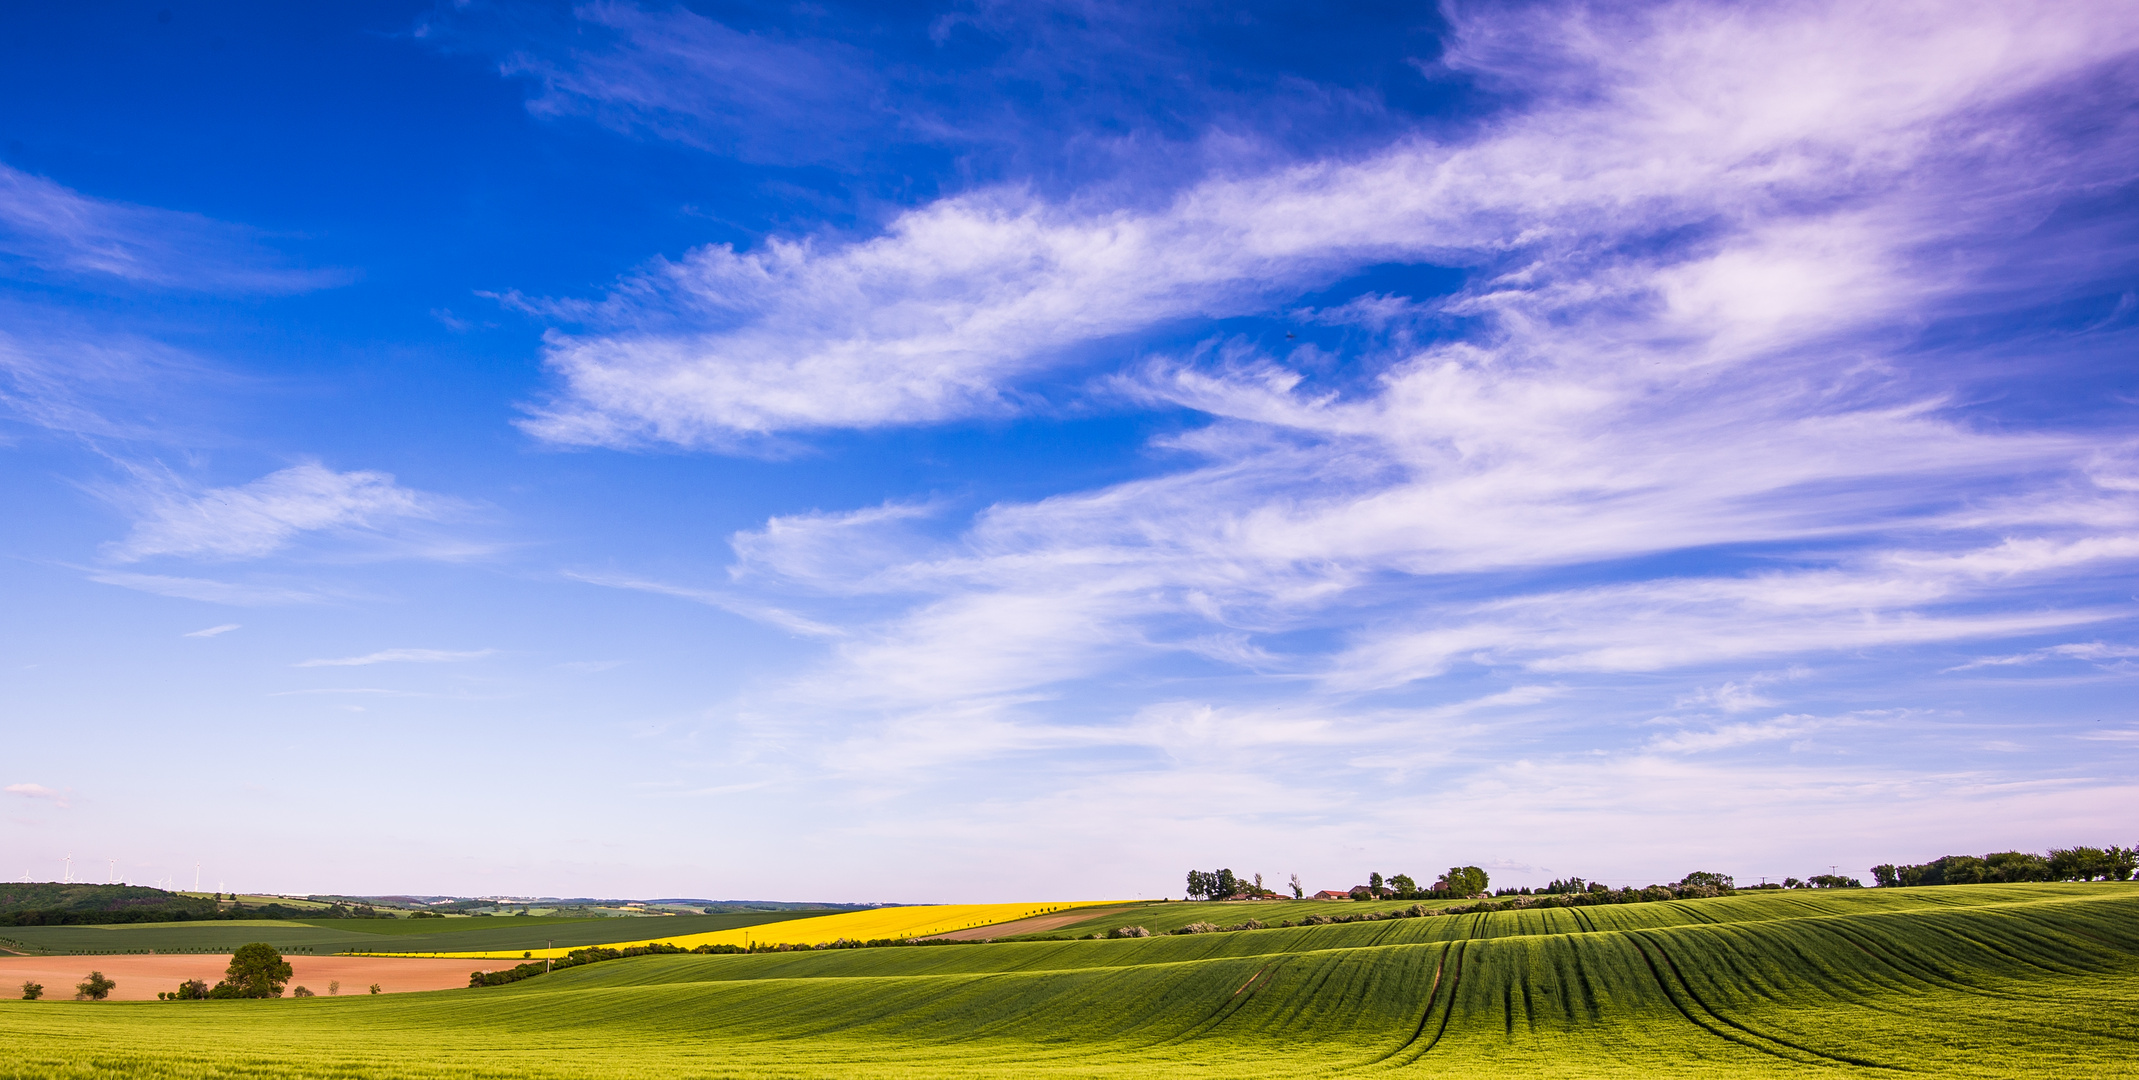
(1, 884, 2134, 1078)
(0, 911, 836, 957)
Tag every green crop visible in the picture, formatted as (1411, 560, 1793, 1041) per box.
(2, 883, 2134, 1079)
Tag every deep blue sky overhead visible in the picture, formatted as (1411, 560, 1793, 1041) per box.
(2, 1, 2136, 901)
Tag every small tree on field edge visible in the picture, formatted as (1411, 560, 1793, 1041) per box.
(160, 979, 209, 1001)
(75, 972, 115, 1001)
(20, 981, 43, 1001)
(211, 943, 292, 999)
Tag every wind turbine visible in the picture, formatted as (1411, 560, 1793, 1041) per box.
(194, 863, 201, 892)
(107, 858, 115, 884)
(64, 854, 71, 883)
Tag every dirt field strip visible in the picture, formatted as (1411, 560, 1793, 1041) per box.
(924, 906, 1138, 940)
(0, 955, 480, 1001)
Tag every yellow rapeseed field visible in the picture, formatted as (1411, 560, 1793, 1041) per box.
(367, 901, 1121, 960)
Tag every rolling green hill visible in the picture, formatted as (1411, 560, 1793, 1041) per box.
(2, 884, 2134, 1078)
(0, 910, 836, 957)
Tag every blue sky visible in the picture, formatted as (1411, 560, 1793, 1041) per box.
(2, 0, 2136, 902)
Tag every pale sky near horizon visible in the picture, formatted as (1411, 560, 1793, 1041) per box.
(3, 0, 2137, 903)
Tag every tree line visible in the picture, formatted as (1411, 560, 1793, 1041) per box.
(1871, 845, 2135, 886)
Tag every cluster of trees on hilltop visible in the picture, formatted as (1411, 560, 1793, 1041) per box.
(1338, 867, 1491, 901)
(1872, 846, 2135, 886)
(1184, 870, 1285, 900)
(1186, 867, 1504, 902)
(0, 884, 385, 926)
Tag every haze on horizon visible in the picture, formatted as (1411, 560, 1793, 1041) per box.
(2, 0, 2136, 903)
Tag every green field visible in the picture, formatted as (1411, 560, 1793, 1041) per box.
(1006, 897, 1439, 937)
(2, 884, 2135, 1078)
(0, 910, 836, 957)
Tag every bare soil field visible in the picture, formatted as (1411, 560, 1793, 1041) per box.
(924, 905, 1136, 940)
(0, 954, 479, 1001)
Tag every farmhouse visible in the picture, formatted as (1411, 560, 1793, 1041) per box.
(1310, 890, 1351, 900)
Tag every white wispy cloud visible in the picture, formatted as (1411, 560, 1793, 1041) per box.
(0, 163, 344, 293)
(102, 462, 457, 563)
(4, 783, 67, 808)
(86, 572, 336, 606)
(0, 321, 233, 441)
(1646, 713, 1860, 755)
(182, 623, 241, 638)
(293, 648, 499, 668)
(563, 570, 845, 637)
(554, 0, 2139, 826)
(517, 0, 2138, 446)
(1946, 642, 2139, 672)
(1672, 673, 1803, 715)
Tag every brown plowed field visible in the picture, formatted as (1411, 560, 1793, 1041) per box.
(0, 954, 481, 1001)
(924, 905, 1136, 940)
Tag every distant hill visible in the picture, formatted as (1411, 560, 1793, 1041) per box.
(0, 883, 213, 925)
(0, 883, 329, 926)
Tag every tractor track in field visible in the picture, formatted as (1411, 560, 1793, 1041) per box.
(1631, 932, 1894, 1070)
(1363, 938, 1467, 1069)
(1801, 922, 2139, 1047)
(1137, 957, 1292, 1052)
(1932, 921, 2089, 979)
(1817, 920, 2029, 1003)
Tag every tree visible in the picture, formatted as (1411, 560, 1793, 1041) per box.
(211, 942, 293, 999)
(1676, 871, 1734, 892)
(162, 979, 208, 1001)
(1368, 872, 1385, 897)
(75, 971, 115, 1001)
(1388, 874, 1418, 898)
(1288, 873, 1304, 900)
(1870, 864, 1900, 887)
(2050, 846, 2114, 881)
(2109, 846, 2138, 882)
(368, 983, 381, 995)
(20, 980, 43, 1000)
(1185, 869, 1242, 900)
(1982, 851, 2052, 882)
(1436, 866, 1489, 897)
